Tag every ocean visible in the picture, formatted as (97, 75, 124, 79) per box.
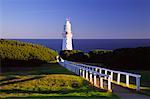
(14, 39, 150, 52)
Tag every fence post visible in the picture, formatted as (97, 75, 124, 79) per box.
(136, 77, 140, 91)
(94, 72, 97, 86)
(63, 61, 66, 67)
(99, 69, 102, 74)
(73, 66, 75, 72)
(110, 71, 113, 82)
(117, 73, 120, 84)
(95, 68, 98, 72)
(82, 69, 85, 78)
(100, 76, 104, 89)
(56, 56, 59, 62)
(69, 65, 71, 71)
(71, 66, 73, 72)
(75, 67, 77, 74)
(86, 70, 89, 80)
(75, 67, 78, 75)
(108, 75, 112, 91)
(80, 68, 82, 76)
(126, 75, 129, 87)
(74, 66, 77, 74)
(105, 70, 107, 79)
(90, 71, 93, 83)
(78, 67, 80, 75)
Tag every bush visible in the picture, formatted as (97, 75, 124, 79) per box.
(59, 47, 150, 70)
(59, 50, 89, 62)
(88, 47, 150, 70)
(110, 47, 150, 70)
(88, 50, 112, 63)
(0, 39, 58, 66)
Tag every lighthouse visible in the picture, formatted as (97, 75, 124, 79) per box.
(62, 18, 73, 50)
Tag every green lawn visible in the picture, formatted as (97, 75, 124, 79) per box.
(83, 62, 150, 96)
(0, 63, 118, 99)
(129, 70, 150, 87)
(127, 70, 150, 96)
(111, 70, 150, 96)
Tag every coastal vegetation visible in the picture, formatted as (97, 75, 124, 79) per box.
(60, 50, 89, 62)
(0, 39, 58, 67)
(0, 39, 118, 98)
(0, 39, 149, 98)
(60, 48, 150, 96)
(60, 47, 150, 70)
(0, 64, 118, 99)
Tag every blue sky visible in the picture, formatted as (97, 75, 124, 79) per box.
(0, 0, 150, 39)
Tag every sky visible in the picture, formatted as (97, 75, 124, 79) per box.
(0, 0, 150, 39)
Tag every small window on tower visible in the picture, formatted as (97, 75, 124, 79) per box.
(66, 32, 68, 34)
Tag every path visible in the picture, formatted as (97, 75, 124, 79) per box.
(112, 84, 150, 99)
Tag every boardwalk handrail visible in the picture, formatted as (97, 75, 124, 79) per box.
(58, 60, 112, 91)
(65, 60, 141, 91)
(57, 57, 141, 91)
(79, 63, 141, 77)
(67, 61, 141, 77)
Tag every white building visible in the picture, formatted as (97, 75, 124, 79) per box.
(62, 18, 73, 50)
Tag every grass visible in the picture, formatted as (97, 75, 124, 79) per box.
(126, 70, 150, 96)
(129, 70, 150, 87)
(111, 70, 150, 96)
(83, 62, 150, 96)
(0, 63, 118, 99)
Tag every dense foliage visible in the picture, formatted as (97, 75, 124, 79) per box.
(0, 39, 58, 66)
(89, 47, 150, 70)
(60, 47, 150, 70)
(88, 50, 112, 63)
(60, 50, 89, 62)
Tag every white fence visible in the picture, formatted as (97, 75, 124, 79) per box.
(57, 57, 141, 91)
(59, 60, 112, 91)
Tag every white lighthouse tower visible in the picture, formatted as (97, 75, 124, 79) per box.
(62, 18, 73, 50)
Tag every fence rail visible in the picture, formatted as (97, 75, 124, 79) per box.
(59, 61, 112, 91)
(57, 57, 141, 91)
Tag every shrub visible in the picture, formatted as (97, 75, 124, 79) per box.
(59, 50, 89, 62)
(88, 50, 112, 63)
(88, 47, 150, 70)
(60, 47, 150, 70)
(0, 39, 58, 66)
